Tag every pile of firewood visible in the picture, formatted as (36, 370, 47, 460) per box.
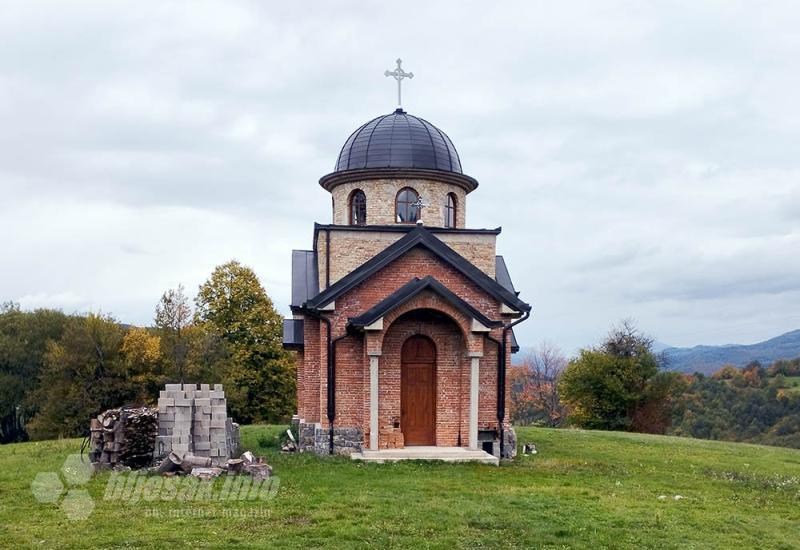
(89, 407, 158, 470)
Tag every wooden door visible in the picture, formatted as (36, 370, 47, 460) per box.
(401, 335, 436, 446)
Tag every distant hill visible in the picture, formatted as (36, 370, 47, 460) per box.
(662, 329, 800, 374)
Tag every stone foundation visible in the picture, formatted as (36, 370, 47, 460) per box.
(297, 420, 516, 459)
(298, 422, 363, 456)
(479, 426, 517, 459)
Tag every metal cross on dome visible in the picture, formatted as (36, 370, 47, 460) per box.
(384, 58, 413, 109)
(410, 195, 429, 211)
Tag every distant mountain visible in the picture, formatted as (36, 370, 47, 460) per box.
(651, 340, 672, 353)
(662, 329, 800, 374)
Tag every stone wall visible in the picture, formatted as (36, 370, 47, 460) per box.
(330, 177, 467, 227)
(297, 421, 363, 456)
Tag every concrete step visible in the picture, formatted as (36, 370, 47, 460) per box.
(351, 446, 499, 466)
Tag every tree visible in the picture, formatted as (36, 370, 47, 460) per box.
(121, 327, 165, 401)
(154, 284, 192, 381)
(27, 313, 139, 439)
(559, 321, 661, 431)
(528, 342, 568, 426)
(195, 260, 295, 423)
(510, 342, 567, 426)
(0, 303, 69, 442)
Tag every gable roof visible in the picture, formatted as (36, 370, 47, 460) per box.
(291, 250, 319, 308)
(495, 255, 522, 353)
(495, 255, 517, 294)
(348, 275, 503, 330)
(304, 225, 531, 312)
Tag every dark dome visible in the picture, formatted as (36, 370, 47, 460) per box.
(335, 109, 462, 173)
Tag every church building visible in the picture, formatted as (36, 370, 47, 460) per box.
(283, 62, 531, 462)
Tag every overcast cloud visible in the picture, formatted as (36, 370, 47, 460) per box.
(2, 1, 799, 353)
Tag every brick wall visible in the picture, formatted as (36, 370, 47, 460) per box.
(297, 245, 515, 445)
(298, 318, 320, 423)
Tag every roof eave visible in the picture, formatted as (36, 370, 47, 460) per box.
(319, 167, 479, 193)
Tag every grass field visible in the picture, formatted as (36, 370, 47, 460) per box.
(1, 426, 799, 549)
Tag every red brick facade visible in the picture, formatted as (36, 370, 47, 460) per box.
(295, 245, 515, 451)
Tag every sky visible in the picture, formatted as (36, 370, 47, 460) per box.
(1, 1, 800, 354)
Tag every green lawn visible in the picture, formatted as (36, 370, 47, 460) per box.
(1, 426, 799, 549)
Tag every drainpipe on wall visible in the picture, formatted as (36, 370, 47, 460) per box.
(303, 308, 346, 455)
(328, 331, 348, 454)
(487, 310, 530, 459)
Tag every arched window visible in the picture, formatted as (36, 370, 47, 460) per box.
(396, 187, 419, 223)
(444, 193, 457, 228)
(349, 189, 367, 226)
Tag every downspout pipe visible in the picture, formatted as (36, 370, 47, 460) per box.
(488, 310, 530, 459)
(303, 307, 346, 455)
(328, 331, 348, 454)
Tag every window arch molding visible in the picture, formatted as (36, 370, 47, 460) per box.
(348, 189, 367, 226)
(444, 193, 457, 228)
(395, 187, 420, 223)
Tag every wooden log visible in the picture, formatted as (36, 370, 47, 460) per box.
(226, 458, 244, 474)
(179, 453, 212, 473)
(156, 451, 183, 474)
(102, 413, 116, 428)
(241, 451, 255, 465)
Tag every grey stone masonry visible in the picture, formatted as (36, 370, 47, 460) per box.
(500, 427, 517, 459)
(298, 422, 363, 456)
(155, 383, 240, 466)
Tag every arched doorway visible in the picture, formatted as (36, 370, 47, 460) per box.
(401, 335, 436, 445)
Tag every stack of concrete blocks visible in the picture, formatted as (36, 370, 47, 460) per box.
(155, 384, 191, 458)
(156, 383, 240, 466)
(225, 417, 240, 457)
(192, 383, 228, 461)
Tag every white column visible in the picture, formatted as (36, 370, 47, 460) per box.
(369, 353, 380, 450)
(468, 352, 482, 450)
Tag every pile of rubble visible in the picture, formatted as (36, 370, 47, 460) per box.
(156, 450, 272, 481)
(89, 407, 158, 470)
